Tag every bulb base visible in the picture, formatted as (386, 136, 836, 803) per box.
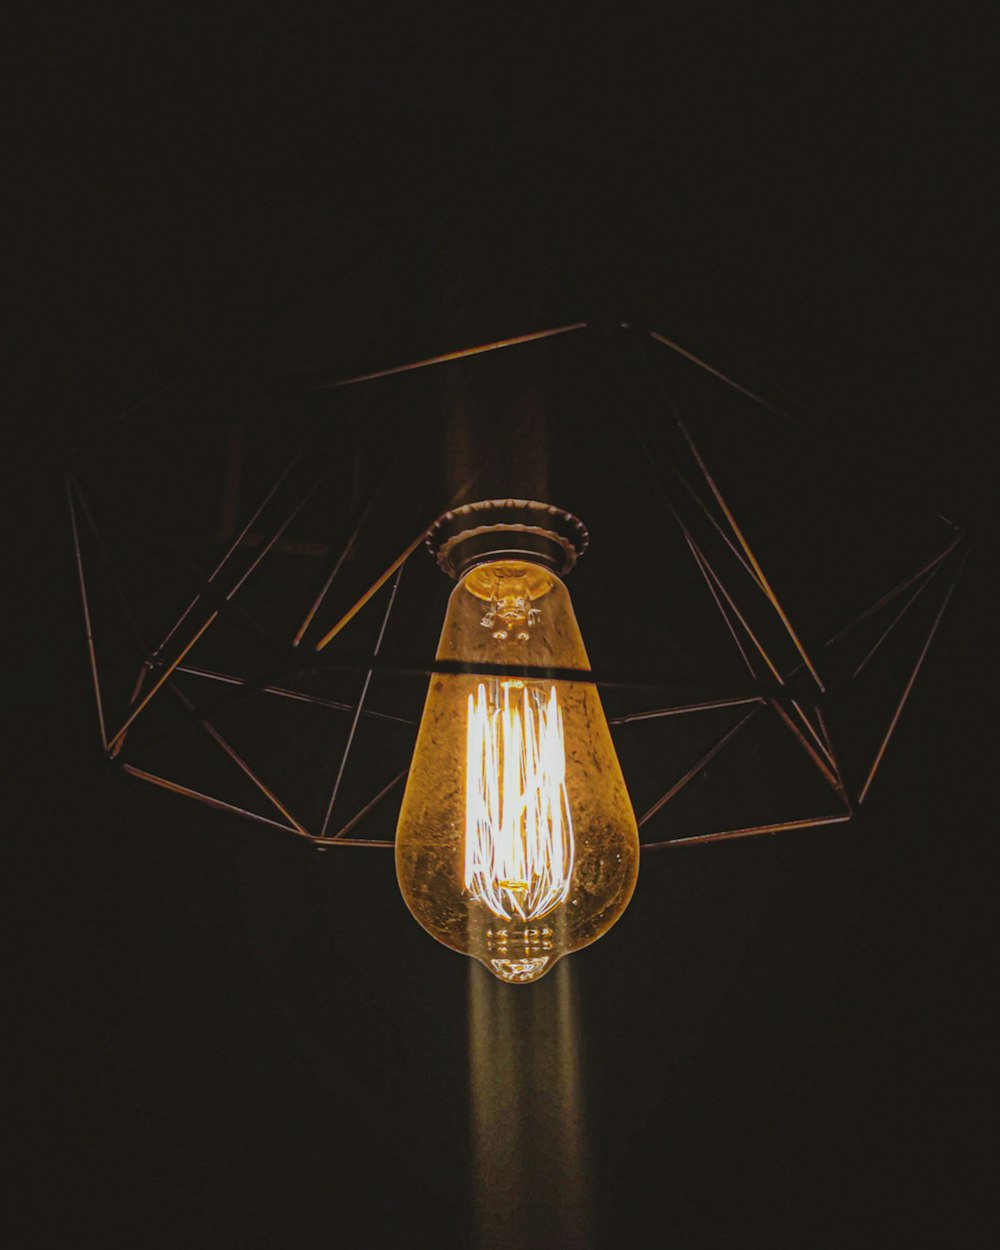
(426, 499, 589, 580)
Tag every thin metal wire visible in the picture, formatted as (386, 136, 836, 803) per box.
(672, 412, 826, 692)
(789, 698, 837, 770)
(107, 451, 339, 752)
(813, 701, 851, 810)
(769, 698, 843, 797)
(312, 322, 587, 391)
(107, 615, 217, 754)
(620, 345, 793, 686)
(651, 325, 964, 544)
(858, 546, 972, 804)
(166, 683, 312, 836)
(127, 662, 151, 708)
(311, 380, 578, 655)
(113, 369, 191, 424)
(313, 531, 426, 653)
(293, 434, 409, 646)
(637, 386, 767, 593)
(68, 475, 149, 654)
(638, 707, 760, 829)
(685, 536, 763, 680)
(648, 329, 812, 433)
(641, 812, 852, 850)
(645, 329, 960, 700)
(666, 459, 766, 592)
(688, 537, 786, 685)
(130, 639, 768, 746)
(609, 696, 764, 726)
(66, 474, 108, 749)
(850, 550, 951, 679)
(312, 838, 396, 849)
(71, 319, 970, 858)
(122, 763, 397, 847)
(325, 767, 410, 843)
(309, 456, 489, 655)
(154, 421, 320, 657)
(630, 422, 766, 681)
(173, 663, 417, 726)
(824, 531, 963, 649)
(320, 565, 405, 837)
(121, 764, 301, 835)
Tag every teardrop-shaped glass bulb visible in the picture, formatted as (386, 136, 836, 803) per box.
(395, 559, 639, 983)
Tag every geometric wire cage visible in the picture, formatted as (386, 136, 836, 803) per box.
(66, 320, 972, 853)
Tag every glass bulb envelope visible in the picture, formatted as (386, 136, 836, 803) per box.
(395, 556, 639, 983)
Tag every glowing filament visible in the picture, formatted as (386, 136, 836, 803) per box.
(464, 681, 575, 921)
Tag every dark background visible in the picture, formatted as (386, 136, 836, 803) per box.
(12, 6, 995, 1248)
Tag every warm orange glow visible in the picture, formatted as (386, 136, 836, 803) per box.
(395, 560, 639, 983)
(464, 681, 574, 922)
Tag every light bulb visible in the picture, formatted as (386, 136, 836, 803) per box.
(395, 501, 639, 984)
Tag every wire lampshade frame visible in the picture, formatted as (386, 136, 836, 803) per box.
(65, 321, 972, 853)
